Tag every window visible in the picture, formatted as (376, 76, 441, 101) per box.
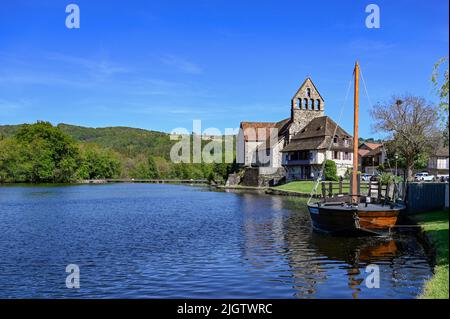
(307, 88, 311, 97)
(343, 138, 349, 146)
(310, 99, 314, 110)
(333, 136, 338, 144)
(296, 98, 300, 109)
(303, 98, 308, 109)
(316, 99, 321, 110)
(333, 151, 340, 160)
(343, 152, 351, 160)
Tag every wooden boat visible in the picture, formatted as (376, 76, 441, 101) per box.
(307, 62, 405, 236)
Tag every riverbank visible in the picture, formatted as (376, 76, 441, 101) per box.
(410, 210, 449, 299)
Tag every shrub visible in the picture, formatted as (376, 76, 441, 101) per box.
(324, 160, 338, 181)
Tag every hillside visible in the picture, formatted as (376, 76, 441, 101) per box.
(0, 123, 176, 159)
(0, 122, 235, 163)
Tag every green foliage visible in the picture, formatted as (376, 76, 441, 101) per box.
(147, 156, 159, 179)
(0, 122, 239, 183)
(75, 144, 121, 179)
(431, 57, 449, 146)
(324, 160, 338, 181)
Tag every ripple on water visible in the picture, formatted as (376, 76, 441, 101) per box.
(0, 184, 432, 298)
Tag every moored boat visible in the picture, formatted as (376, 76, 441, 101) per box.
(307, 62, 405, 236)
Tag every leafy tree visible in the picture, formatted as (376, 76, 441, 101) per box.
(13, 122, 80, 182)
(147, 156, 159, 179)
(324, 160, 338, 181)
(76, 144, 121, 179)
(371, 96, 439, 180)
(432, 57, 449, 146)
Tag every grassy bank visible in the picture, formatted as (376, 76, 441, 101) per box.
(411, 210, 449, 299)
(274, 181, 356, 194)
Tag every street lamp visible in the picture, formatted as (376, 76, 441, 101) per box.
(395, 153, 399, 176)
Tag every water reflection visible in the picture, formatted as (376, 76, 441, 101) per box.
(0, 185, 432, 298)
(233, 190, 431, 298)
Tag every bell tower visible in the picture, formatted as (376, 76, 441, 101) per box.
(289, 77, 325, 138)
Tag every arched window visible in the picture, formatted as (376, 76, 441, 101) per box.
(303, 98, 308, 109)
(307, 88, 311, 97)
(310, 99, 314, 110)
(295, 98, 300, 109)
(316, 99, 321, 110)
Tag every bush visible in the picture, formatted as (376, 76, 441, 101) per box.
(324, 160, 338, 181)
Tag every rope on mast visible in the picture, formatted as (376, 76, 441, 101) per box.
(307, 75, 354, 204)
(360, 65, 393, 172)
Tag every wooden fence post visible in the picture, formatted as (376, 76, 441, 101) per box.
(322, 181, 326, 199)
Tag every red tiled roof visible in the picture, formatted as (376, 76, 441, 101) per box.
(358, 149, 370, 157)
(240, 122, 278, 142)
(362, 142, 383, 150)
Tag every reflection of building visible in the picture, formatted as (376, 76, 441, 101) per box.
(238, 192, 326, 296)
(427, 144, 449, 177)
(359, 142, 385, 174)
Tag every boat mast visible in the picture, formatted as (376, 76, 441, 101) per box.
(352, 62, 359, 204)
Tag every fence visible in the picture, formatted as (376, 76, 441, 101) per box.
(405, 182, 449, 214)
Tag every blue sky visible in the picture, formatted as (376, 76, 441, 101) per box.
(0, 0, 448, 138)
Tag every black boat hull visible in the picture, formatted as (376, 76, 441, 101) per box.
(307, 203, 404, 236)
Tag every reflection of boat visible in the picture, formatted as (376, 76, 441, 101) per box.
(307, 62, 405, 236)
(310, 233, 398, 264)
(310, 233, 399, 299)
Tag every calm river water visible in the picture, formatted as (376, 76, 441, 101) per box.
(0, 183, 432, 298)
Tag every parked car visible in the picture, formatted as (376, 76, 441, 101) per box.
(437, 174, 449, 182)
(414, 172, 436, 181)
(361, 173, 372, 182)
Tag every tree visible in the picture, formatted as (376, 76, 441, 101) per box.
(76, 143, 121, 180)
(147, 156, 159, 179)
(371, 95, 439, 180)
(432, 57, 449, 146)
(14, 122, 80, 182)
(324, 160, 338, 181)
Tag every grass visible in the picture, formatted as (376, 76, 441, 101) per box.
(410, 210, 449, 299)
(273, 180, 372, 194)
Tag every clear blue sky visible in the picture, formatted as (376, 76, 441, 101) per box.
(0, 0, 448, 138)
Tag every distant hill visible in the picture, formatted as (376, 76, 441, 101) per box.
(0, 123, 234, 160)
(0, 123, 175, 159)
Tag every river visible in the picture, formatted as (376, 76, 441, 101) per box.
(0, 183, 432, 298)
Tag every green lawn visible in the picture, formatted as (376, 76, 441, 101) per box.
(273, 180, 371, 194)
(411, 210, 449, 299)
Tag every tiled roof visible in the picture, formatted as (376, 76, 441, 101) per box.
(281, 116, 353, 152)
(361, 142, 383, 150)
(240, 121, 278, 142)
(434, 146, 449, 157)
(358, 149, 370, 156)
(291, 116, 351, 140)
(257, 118, 292, 150)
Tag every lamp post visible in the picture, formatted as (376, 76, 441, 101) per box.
(395, 153, 399, 176)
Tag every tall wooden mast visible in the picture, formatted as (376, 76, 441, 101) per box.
(351, 62, 359, 204)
